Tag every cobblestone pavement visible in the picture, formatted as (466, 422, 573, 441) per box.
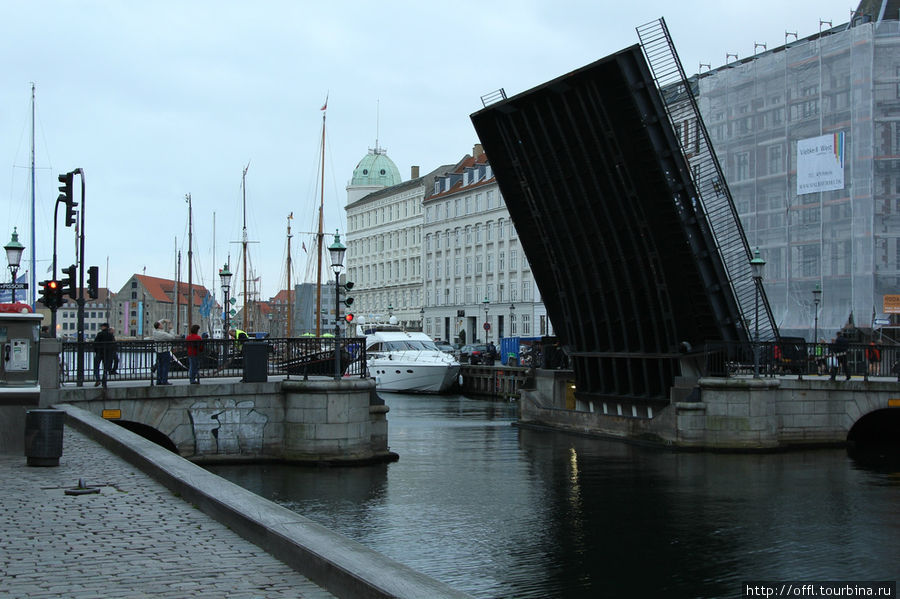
(0, 427, 335, 599)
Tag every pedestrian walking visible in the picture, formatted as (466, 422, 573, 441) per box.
(829, 332, 850, 381)
(92, 322, 115, 387)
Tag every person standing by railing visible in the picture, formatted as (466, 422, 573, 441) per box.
(866, 341, 881, 376)
(829, 332, 850, 381)
(186, 324, 203, 385)
(152, 320, 177, 385)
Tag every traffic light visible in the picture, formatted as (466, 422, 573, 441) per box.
(39, 280, 61, 309)
(344, 313, 355, 323)
(340, 281, 354, 313)
(87, 266, 99, 299)
(61, 264, 77, 299)
(58, 172, 77, 227)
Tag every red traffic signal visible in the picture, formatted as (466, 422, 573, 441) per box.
(344, 313, 355, 323)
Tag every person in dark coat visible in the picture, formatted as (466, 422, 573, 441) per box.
(829, 332, 850, 381)
(92, 323, 116, 387)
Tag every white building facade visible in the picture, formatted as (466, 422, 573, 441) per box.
(345, 148, 434, 329)
(422, 146, 550, 345)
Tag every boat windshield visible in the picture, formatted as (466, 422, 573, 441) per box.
(371, 340, 440, 352)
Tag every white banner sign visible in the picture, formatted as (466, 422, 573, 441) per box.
(797, 132, 845, 195)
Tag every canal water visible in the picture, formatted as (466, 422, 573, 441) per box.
(209, 393, 900, 598)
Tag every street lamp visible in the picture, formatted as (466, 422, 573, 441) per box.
(812, 283, 822, 346)
(750, 247, 766, 378)
(419, 307, 425, 331)
(219, 263, 232, 336)
(482, 296, 490, 342)
(328, 230, 347, 380)
(509, 303, 516, 338)
(5, 228, 25, 303)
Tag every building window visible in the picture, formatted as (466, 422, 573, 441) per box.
(522, 314, 531, 336)
(767, 144, 783, 175)
(735, 152, 750, 180)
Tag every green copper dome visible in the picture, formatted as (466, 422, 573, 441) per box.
(351, 147, 402, 187)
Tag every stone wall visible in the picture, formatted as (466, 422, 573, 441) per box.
(53, 379, 397, 464)
(519, 369, 900, 450)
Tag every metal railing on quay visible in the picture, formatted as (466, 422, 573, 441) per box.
(60, 336, 368, 385)
(703, 340, 900, 381)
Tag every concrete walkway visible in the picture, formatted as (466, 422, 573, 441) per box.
(1, 404, 473, 599)
(0, 426, 335, 599)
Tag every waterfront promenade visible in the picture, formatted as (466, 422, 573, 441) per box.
(0, 426, 335, 599)
(0, 404, 472, 599)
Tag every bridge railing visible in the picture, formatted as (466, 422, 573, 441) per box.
(59, 336, 367, 385)
(703, 340, 900, 381)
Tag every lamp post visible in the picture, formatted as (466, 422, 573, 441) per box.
(812, 283, 822, 347)
(329, 231, 346, 380)
(219, 263, 232, 337)
(5, 228, 25, 303)
(419, 307, 425, 331)
(482, 296, 490, 342)
(509, 303, 516, 338)
(750, 248, 766, 378)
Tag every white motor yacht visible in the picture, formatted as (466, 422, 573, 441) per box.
(357, 318, 460, 393)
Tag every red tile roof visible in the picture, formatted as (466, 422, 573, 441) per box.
(134, 274, 211, 307)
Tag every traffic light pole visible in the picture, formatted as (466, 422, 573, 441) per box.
(74, 169, 86, 387)
(50, 196, 62, 336)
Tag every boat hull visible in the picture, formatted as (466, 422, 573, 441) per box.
(369, 359, 460, 393)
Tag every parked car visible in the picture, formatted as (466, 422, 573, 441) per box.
(434, 341, 455, 354)
(460, 343, 490, 364)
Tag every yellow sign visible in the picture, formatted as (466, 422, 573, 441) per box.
(883, 295, 900, 314)
(102, 409, 122, 420)
(888, 399, 900, 408)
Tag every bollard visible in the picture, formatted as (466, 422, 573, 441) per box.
(24, 409, 65, 467)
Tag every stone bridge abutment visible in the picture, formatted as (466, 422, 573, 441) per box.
(49, 378, 396, 464)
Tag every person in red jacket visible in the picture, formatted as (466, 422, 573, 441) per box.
(186, 324, 204, 384)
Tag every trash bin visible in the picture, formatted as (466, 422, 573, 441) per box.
(242, 341, 268, 383)
(24, 409, 65, 467)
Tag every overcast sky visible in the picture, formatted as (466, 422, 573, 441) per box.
(1, 1, 854, 306)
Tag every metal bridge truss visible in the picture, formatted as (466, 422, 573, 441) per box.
(635, 17, 778, 344)
(471, 45, 749, 406)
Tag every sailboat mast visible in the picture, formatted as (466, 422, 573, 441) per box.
(175, 239, 181, 334)
(30, 83, 35, 307)
(286, 212, 293, 337)
(242, 162, 250, 331)
(315, 105, 325, 336)
(186, 193, 193, 330)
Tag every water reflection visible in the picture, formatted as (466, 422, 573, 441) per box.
(210, 393, 900, 599)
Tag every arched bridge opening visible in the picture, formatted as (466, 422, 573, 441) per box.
(114, 420, 178, 454)
(847, 409, 900, 465)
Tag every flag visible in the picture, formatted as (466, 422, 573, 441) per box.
(302, 242, 307, 253)
(0, 272, 27, 303)
(321, 94, 328, 111)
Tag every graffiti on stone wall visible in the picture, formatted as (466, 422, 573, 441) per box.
(189, 399, 268, 455)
